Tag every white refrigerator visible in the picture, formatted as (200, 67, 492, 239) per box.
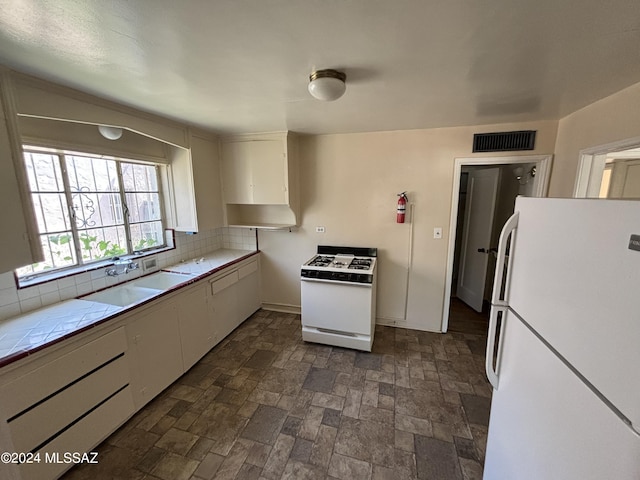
(483, 197, 640, 480)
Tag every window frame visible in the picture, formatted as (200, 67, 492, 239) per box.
(17, 145, 168, 283)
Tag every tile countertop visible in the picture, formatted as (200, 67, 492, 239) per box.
(0, 249, 258, 369)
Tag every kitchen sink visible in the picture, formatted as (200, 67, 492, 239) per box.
(84, 285, 162, 307)
(132, 271, 194, 290)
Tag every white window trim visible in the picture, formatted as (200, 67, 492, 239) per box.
(17, 145, 169, 285)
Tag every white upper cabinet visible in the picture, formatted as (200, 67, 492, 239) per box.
(221, 141, 253, 204)
(221, 137, 289, 205)
(167, 130, 224, 232)
(220, 132, 299, 228)
(0, 72, 41, 274)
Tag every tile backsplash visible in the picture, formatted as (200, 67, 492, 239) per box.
(0, 227, 257, 322)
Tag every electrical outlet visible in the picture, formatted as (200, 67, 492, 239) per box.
(315, 226, 326, 233)
(142, 257, 158, 271)
(433, 227, 443, 239)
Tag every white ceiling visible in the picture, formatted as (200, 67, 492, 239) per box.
(0, 0, 639, 135)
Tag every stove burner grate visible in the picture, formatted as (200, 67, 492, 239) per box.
(308, 255, 334, 267)
(350, 258, 372, 269)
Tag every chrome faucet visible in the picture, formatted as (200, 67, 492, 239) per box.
(106, 259, 139, 276)
(124, 261, 139, 273)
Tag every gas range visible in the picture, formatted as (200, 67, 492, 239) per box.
(301, 246, 377, 284)
(301, 245, 378, 351)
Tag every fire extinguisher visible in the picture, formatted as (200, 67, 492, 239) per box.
(397, 192, 408, 223)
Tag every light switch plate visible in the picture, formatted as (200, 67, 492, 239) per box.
(433, 227, 443, 239)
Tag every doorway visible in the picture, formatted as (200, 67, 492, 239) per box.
(442, 155, 552, 332)
(575, 135, 640, 198)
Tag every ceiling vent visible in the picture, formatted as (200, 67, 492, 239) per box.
(473, 130, 536, 153)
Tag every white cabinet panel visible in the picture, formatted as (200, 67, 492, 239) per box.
(221, 138, 286, 205)
(0, 328, 128, 418)
(208, 258, 261, 341)
(8, 357, 129, 453)
(251, 140, 287, 204)
(221, 141, 253, 204)
(127, 302, 183, 407)
(176, 285, 212, 371)
(167, 131, 223, 232)
(210, 270, 239, 294)
(21, 387, 134, 480)
(209, 272, 239, 341)
(0, 327, 133, 480)
(189, 133, 224, 229)
(168, 145, 198, 232)
(0, 72, 40, 273)
(237, 260, 260, 322)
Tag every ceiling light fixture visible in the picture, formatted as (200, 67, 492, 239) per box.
(308, 69, 347, 101)
(98, 125, 123, 140)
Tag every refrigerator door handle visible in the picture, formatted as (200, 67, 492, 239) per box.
(486, 305, 506, 389)
(491, 211, 519, 306)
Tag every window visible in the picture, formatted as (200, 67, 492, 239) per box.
(16, 147, 166, 280)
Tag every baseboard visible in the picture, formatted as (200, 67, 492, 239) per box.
(376, 316, 405, 327)
(376, 316, 442, 333)
(261, 302, 301, 315)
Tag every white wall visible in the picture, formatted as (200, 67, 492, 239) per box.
(552, 82, 640, 197)
(259, 121, 558, 331)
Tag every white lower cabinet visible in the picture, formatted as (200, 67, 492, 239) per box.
(208, 256, 261, 341)
(209, 270, 240, 341)
(127, 302, 183, 408)
(237, 259, 261, 322)
(0, 328, 134, 480)
(0, 254, 261, 480)
(128, 255, 260, 404)
(176, 284, 212, 371)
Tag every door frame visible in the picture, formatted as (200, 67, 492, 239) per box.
(574, 135, 640, 197)
(441, 154, 553, 332)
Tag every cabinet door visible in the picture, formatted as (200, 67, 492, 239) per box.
(250, 139, 288, 204)
(237, 260, 261, 322)
(0, 75, 39, 273)
(221, 141, 253, 204)
(127, 303, 183, 407)
(190, 134, 224, 230)
(209, 271, 239, 341)
(168, 145, 198, 231)
(176, 285, 212, 371)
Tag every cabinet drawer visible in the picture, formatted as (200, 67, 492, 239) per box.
(19, 386, 134, 480)
(0, 327, 128, 418)
(210, 271, 239, 295)
(238, 260, 258, 280)
(8, 355, 130, 453)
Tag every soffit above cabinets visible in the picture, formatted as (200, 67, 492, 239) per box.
(0, 1, 639, 135)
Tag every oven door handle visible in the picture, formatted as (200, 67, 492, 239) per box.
(301, 277, 373, 287)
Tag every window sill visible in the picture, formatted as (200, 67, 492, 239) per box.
(16, 245, 176, 289)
